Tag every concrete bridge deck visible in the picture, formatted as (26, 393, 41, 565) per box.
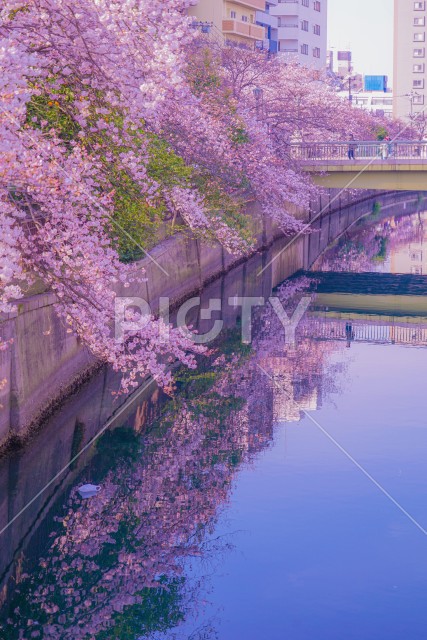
(291, 141, 427, 190)
(303, 161, 427, 190)
(303, 271, 427, 296)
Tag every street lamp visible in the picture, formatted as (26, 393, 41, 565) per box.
(343, 71, 359, 103)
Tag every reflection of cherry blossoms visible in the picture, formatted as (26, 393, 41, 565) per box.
(317, 210, 427, 274)
(1, 362, 253, 639)
(214, 277, 344, 427)
(318, 227, 384, 272)
(1, 281, 346, 639)
(249, 278, 345, 423)
(386, 210, 427, 249)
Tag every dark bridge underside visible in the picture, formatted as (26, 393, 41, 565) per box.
(299, 271, 427, 297)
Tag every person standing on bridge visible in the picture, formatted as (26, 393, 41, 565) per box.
(380, 138, 389, 160)
(348, 135, 357, 160)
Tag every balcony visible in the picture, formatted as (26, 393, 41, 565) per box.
(256, 10, 278, 27)
(277, 25, 299, 39)
(270, 3, 298, 17)
(222, 19, 266, 40)
(232, 0, 267, 10)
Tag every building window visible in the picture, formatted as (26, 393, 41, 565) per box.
(301, 20, 309, 31)
(414, 79, 425, 88)
(414, 1, 425, 9)
(413, 94, 425, 104)
(313, 24, 321, 35)
(230, 10, 236, 18)
(414, 33, 426, 41)
(242, 15, 248, 22)
(414, 63, 425, 71)
(412, 266, 423, 274)
(302, 0, 309, 6)
(414, 17, 426, 26)
(301, 44, 309, 55)
(413, 48, 425, 57)
(313, 47, 321, 58)
(314, 0, 321, 11)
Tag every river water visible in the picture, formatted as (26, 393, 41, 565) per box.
(1, 193, 427, 639)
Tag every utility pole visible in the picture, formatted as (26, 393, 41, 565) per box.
(348, 55, 353, 104)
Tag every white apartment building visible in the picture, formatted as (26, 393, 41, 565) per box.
(270, 0, 327, 69)
(394, 0, 427, 121)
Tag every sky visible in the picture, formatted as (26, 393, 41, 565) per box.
(327, 0, 394, 82)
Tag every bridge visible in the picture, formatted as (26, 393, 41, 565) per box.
(296, 270, 427, 347)
(300, 316, 427, 347)
(306, 271, 427, 298)
(300, 270, 427, 316)
(291, 141, 427, 190)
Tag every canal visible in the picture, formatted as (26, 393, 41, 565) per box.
(1, 192, 427, 639)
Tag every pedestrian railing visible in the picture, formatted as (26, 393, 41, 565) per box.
(290, 141, 427, 162)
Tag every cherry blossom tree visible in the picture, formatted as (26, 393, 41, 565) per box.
(0, 2, 211, 391)
(0, 2, 409, 392)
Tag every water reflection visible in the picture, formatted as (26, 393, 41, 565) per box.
(2, 202, 427, 638)
(317, 207, 427, 274)
(0, 280, 341, 638)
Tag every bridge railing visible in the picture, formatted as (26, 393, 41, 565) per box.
(289, 141, 427, 161)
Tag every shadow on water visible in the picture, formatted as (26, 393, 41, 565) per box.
(1, 191, 427, 638)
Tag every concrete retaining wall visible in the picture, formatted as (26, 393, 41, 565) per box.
(0, 200, 283, 445)
(0, 190, 410, 447)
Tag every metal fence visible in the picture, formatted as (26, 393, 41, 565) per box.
(290, 141, 427, 161)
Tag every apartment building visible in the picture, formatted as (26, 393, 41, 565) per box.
(269, 0, 327, 69)
(394, 0, 427, 121)
(189, 0, 266, 47)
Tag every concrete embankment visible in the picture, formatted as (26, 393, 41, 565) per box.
(0, 190, 414, 447)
